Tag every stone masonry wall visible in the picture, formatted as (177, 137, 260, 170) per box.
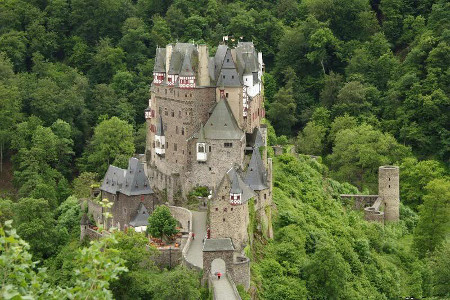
(168, 205, 192, 233)
(232, 256, 250, 290)
(101, 191, 159, 230)
(149, 86, 216, 176)
(210, 176, 249, 251)
(150, 246, 182, 269)
(379, 166, 400, 222)
(87, 199, 103, 226)
(185, 137, 245, 192)
(203, 250, 234, 280)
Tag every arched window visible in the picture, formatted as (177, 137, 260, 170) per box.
(198, 144, 205, 153)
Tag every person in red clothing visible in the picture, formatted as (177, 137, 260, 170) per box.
(217, 272, 221, 280)
(192, 232, 195, 239)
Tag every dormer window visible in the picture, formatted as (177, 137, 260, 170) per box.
(197, 142, 207, 162)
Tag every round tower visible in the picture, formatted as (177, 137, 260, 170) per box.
(80, 213, 89, 241)
(378, 166, 400, 222)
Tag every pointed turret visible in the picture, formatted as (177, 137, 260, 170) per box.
(155, 113, 165, 155)
(156, 114, 164, 136)
(204, 97, 243, 140)
(196, 123, 207, 162)
(244, 148, 268, 191)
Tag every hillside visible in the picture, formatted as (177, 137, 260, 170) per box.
(0, 0, 449, 299)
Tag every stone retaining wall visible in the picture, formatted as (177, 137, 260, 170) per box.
(232, 256, 250, 290)
(168, 205, 192, 232)
(150, 245, 182, 269)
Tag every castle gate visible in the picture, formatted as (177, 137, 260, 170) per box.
(202, 238, 235, 281)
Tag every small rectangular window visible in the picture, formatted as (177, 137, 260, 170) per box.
(174, 144, 177, 151)
(226, 93, 229, 98)
(209, 146, 211, 152)
(171, 110, 174, 117)
(224, 142, 232, 148)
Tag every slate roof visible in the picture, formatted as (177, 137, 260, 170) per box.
(129, 202, 150, 227)
(156, 114, 164, 136)
(168, 43, 198, 75)
(230, 170, 242, 194)
(197, 123, 206, 143)
(203, 238, 235, 252)
(244, 148, 268, 191)
(153, 48, 166, 72)
(100, 158, 153, 196)
(226, 168, 256, 204)
(203, 97, 243, 140)
(180, 49, 195, 76)
(246, 127, 264, 149)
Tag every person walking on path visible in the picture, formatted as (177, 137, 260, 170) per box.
(192, 232, 195, 240)
(217, 272, 221, 280)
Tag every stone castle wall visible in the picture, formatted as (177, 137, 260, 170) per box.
(150, 246, 182, 269)
(168, 205, 192, 233)
(379, 166, 400, 222)
(101, 191, 159, 230)
(87, 199, 103, 226)
(232, 256, 250, 290)
(184, 137, 245, 192)
(210, 176, 249, 251)
(148, 86, 216, 176)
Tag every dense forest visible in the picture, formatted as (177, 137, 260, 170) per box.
(0, 0, 449, 299)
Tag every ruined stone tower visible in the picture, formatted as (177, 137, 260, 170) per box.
(378, 166, 400, 222)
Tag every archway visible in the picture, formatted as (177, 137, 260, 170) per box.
(210, 258, 226, 275)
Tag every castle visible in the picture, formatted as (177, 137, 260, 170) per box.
(340, 166, 400, 223)
(144, 41, 273, 246)
(83, 41, 272, 261)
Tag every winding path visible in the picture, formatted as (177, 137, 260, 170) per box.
(185, 211, 239, 300)
(186, 211, 207, 268)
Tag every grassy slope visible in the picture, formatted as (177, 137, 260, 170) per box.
(249, 154, 421, 299)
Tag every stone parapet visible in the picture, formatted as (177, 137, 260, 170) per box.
(168, 205, 192, 233)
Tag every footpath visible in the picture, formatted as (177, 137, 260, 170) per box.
(185, 211, 239, 300)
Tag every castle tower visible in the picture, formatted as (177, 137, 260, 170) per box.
(378, 166, 400, 222)
(80, 213, 89, 241)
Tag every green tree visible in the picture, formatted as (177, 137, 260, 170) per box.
(154, 267, 201, 300)
(327, 124, 410, 190)
(73, 172, 99, 199)
(0, 54, 22, 173)
(80, 116, 135, 175)
(333, 81, 373, 118)
(14, 198, 62, 260)
(328, 114, 357, 144)
(400, 157, 447, 209)
(0, 31, 27, 71)
(147, 205, 178, 240)
(297, 121, 327, 155)
(306, 242, 351, 299)
(89, 38, 126, 83)
(0, 220, 127, 299)
(427, 239, 450, 297)
(414, 178, 450, 258)
(267, 68, 298, 136)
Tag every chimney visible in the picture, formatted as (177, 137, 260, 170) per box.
(165, 44, 173, 75)
(197, 44, 210, 86)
